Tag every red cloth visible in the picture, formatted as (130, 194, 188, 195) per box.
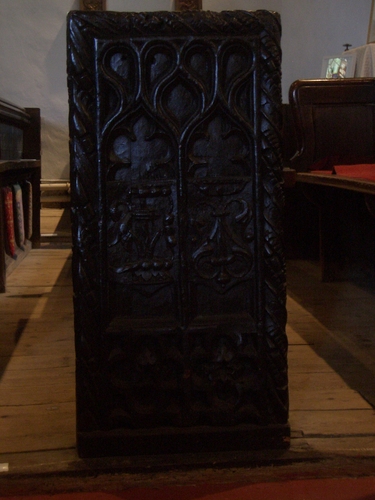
(333, 163, 375, 181)
(309, 155, 374, 172)
(308, 156, 375, 182)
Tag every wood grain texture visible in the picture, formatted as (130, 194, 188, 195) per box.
(0, 210, 75, 454)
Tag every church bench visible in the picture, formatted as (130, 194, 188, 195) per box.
(0, 99, 41, 292)
(285, 78, 375, 282)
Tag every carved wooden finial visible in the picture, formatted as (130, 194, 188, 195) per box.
(80, 0, 106, 11)
(175, 0, 202, 11)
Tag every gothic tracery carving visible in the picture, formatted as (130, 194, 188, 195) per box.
(67, 9, 288, 457)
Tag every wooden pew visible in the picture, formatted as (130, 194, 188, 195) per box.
(286, 78, 375, 282)
(0, 99, 41, 292)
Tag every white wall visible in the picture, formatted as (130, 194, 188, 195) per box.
(0, 0, 372, 180)
(0, 0, 81, 180)
(204, 0, 372, 100)
(281, 0, 371, 101)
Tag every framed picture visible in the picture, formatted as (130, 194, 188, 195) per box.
(320, 55, 356, 79)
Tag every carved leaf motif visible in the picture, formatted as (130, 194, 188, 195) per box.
(189, 330, 263, 423)
(108, 114, 175, 182)
(189, 114, 251, 178)
(106, 335, 184, 427)
(190, 197, 254, 287)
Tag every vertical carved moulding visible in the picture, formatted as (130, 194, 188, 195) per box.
(67, 9, 289, 458)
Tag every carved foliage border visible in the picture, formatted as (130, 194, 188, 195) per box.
(67, 10, 286, 431)
(259, 21, 288, 419)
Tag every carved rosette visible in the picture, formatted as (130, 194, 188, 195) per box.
(67, 9, 287, 453)
(175, 0, 202, 10)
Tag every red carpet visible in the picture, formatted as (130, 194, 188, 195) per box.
(3, 477, 375, 500)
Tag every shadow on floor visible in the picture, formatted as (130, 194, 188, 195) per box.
(286, 259, 375, 408)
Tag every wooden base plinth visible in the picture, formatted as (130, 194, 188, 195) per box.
(77, 424, 290, 458)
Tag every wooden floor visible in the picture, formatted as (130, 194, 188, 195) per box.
(0, 208, 375, 476)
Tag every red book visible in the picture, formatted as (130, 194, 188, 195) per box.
(13, 183, 25, 249)
(2, 186, 17, 258)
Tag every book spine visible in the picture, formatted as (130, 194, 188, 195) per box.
(13, 183, 25, 250)
(2, 186, 17, 258)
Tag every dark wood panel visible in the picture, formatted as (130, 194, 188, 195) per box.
(67, 9, 288, 458)
(289, 78, 375, 173)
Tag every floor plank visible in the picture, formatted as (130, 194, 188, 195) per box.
(289, 388, 372, 411)
(0, 402, 76, 454)
(289, 409, 375, 436)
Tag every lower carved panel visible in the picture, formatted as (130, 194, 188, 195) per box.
(102, 331, 184, 429)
